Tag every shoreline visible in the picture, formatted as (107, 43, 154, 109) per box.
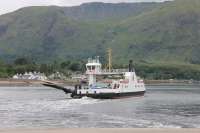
(0, 79, 199, 87)
(0, 128, 200, 133)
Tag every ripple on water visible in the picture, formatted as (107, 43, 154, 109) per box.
(0, 86, 200, 128)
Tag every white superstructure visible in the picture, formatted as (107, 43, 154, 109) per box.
(78, 57, 146, 96)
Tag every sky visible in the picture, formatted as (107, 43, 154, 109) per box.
(0, 0, 169, 15)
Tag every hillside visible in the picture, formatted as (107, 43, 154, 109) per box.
(111, 0, 200, 64)
(0, 0, 200, 66)
(62, 2, 161, 21)
(0, 2, 161, 63)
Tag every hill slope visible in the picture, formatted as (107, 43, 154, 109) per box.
(62, 2, 161, 21)
(0, 0, 200, 66)
(0, 2, 161, 63)
(108, 0, 200, 64)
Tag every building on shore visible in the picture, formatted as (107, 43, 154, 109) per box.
(48, 72, 67, 80)
(12, 72, 47, 80)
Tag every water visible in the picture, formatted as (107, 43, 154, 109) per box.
(0, 85, 200, 128)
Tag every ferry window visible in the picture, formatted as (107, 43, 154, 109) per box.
(92, 66, 95, 70)
(87, 66, 91, 70)
(79, 85, 82, 89)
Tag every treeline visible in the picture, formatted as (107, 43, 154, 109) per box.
(135, 63, 200, 80)
(0, 58, 86, 78)
(0, 58, 200, 80)
(113, 62, 200, 80)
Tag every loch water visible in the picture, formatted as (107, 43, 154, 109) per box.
(0, 85, 200, 128)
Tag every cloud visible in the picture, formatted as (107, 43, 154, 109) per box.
(0, 0, 169, 15)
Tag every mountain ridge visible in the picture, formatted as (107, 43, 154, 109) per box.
(0, 0, 200, 66)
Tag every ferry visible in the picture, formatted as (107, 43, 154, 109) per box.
(42, 56, 146, 99)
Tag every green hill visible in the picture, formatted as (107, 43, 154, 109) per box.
(111, 0, 200, 64)
(62, 2, 161, 21)
(0, 0, 200, 66)
(0, 2, 161, 63)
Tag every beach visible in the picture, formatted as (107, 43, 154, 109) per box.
(1, 128, 200, 133)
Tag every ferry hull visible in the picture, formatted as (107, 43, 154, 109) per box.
(74, 91, 145, 99)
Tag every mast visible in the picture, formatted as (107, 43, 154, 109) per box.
(107, 48, 112, 72)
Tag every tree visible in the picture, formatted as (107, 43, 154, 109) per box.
(60, 61, 71, 69)
(14, 58, 29, 65)
(69, 62, 81, 71)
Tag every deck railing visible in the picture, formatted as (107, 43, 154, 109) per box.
(101, 69, 128, 74)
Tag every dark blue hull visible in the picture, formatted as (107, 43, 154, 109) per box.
(73, 91, 146, 99)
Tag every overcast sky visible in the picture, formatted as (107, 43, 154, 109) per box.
(0, 0, 169, 15)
